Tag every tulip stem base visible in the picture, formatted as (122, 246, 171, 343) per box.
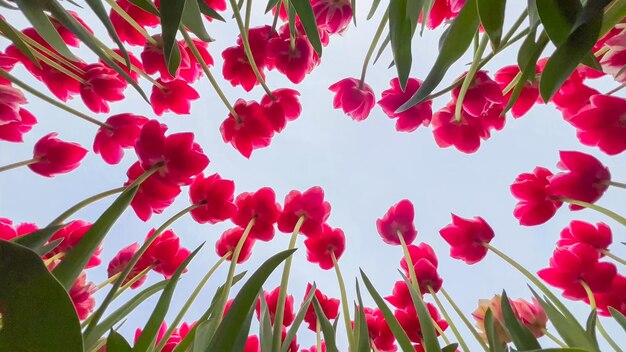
(429, 287, 473, 352)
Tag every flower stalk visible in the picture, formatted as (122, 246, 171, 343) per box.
(332, 251, 354, 350)
(581, 281, 623, 352)
(454, 34, 489, 122)
(428, 286, 472, 352)
(439, 287, 489, 351)
(556, 197, 626, 227)
(0, 157, 41, 173)
(359, 10, 389, 89)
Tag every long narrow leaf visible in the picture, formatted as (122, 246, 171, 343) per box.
(477, 0, 506, 48)
(500, 291, 540, 350)
(484, 308, 506, 352)
(197, 0, 225, 21)
(133, 244, 203, 352)
(84, 280, 168, 349)
(290, 0, 323, 56)
(0, 17, 40, 67)
(398, 0, 478, 111)
(354, 280, 371, 352)
(160, 0, 187, 75)
(281, 283, 317, 352)
(12, 224, 62, 251)
(53, 187, 138, 289)
(609, 307, 626, 333)
(312, 297, 339, 352)
(360, 269, 414, 351)
(107, 329, 132, 352)
(205, 249, 296, 351)
(399, 272, 440, 352)
(389, 0, 418, 89)
(182, 0, 213, 41)
(367, 0, 382, 19)
(85, 0, 131, 66)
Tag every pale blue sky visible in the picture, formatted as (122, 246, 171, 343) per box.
(1, 2, 625, 350)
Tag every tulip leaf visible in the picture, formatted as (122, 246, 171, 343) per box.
(281, 283, 317, 352)
(600, 0, 626, 36)
(182, 0, 213, 41)
(259, 293, 274, 352)
(85, 0, 131, 67)
(290, 0, 323, 56)
(312, 297, 339, 352)
(84, 280, 168, 350)
(0, 240, 83, 352)
(12, 224, 62, 252)
(0, 17, 40, 68)
(130, 0, 160, 15)
(192, 320, 213, 352)
(420, 0, 434, 33)
(477, 0, 506, 48)
(367, 0, 382, 19)
(536, 0, 581, 45)
(233, 305, 256, 352)
(484, 308, 506, 352)
(398, 0, 479, 111)
(400, 272, 441, 352)
(44, 0, 149, 102)
(14, 0, 76, 60)
(107, 329, 132, 352)
(133, 244, 203, 352)
(539, 1, 606, 101)
(500, 291, 541, 350)
(265, 0, 281, 13)
(442, 343, 459, 352)
(585, 309, 598, 343)
(354, 280, 371, 352)
(173, 271, 248, 352)
(609, 307, 626, 333)
(360, 269, 414, 352)
(389, 0, 419, 89)
(530, 289, 599, 352)
(205, 249, 296, 351)
(53, 186, 138, 290)
(160, 0, 187, 76)
(197, 0, 225, 21)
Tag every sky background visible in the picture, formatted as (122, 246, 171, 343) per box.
(1, 1, 625, 350)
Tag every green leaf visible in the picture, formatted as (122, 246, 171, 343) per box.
(500, 291, 541, 350)
(484, 308, 506, 352)
(53, 187, 138, 290)
(530, 289, 599, 351)
(15, 0, 77, 60)
(44, 0, 149, 102)
(197, 0, 225, 21)
(600, 0, 626, 36)
(351, 0, 356, 25)
(441, 343, 459, 352)
(609, 307, 626, 333)
(502, 29, 548, 115)
(389, 0, 417, 89)
(265, 0, 281, 13)
(281, 283, 317, 352)
(84, 280, 168, 350)
(585, 309, 598, 344)
(35, 238, 63, 256)
(0, 240, 82, 352)
(354, 280, 370, 352)
(420, 0, 434, 33)
(360, 269, 414, 352)
(130, 0, 160, 15)
(539, 1, 605, 101)
(536, 0, 582, 45)
(477, 0, 506, 48)
(398, 0, 479, 111)
(85, 0, 131, 67)
(233, 305, 256, 352)
(0, 17, 40, 68)
(259, 293, 274, 352)
(160, 0, 187, 76)
(290, 0, 323, 56)
(312, 297, 339, 352)
(193, 320, 213, 352)
(12, 224, 63, 252)
(367, 0, 382, 20)
(173, 271, 248, 352)
(205, 249, 296, 352)
(399, 272, 441, 352)
(107, 329, 132, 352)
(527, 0, 539, 27)
(133, 244, 203, 352)
(373, 33, 390, 65)
(182, 0, 213, 41)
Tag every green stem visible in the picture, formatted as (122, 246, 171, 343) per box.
(0, 69, 107, 128)
(332, 252, 354, 350)
(18, 31, 84, 74)
(47, 187, 125, 226)
(428, 287, 473, 352)
(95, 272, 121, 291)
(484, 243, 574, 319)
(581, 281, 623, 352)
(557, 197, 626, 227)
(316, 320, 322, 352)
(270, 4, 280, 36)
(155, 253, 230, 351)
(244, 0, 252, 31)
(105, 0, 157, 45)
(500, 11, 528, 45)
(0, 157, 40, 173)
(602, 250, 626, 266)
(454, 34, 489, 122)
(271, 215, 305, 351)
(543, 329, 567, 348)
(439, 287, 489, 351)
(212, 218, 256, 328)
(227, 0, 274, 98)
(29, 48, 85, 83)
(84, 204, 199, 334)
(114, 264, 156, 298)
(359, 10, 389, 88)
(608, 180, 626, 189)
(180, 30, 239, 119)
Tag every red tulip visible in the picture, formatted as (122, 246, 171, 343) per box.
(303, 283, 340, 331)
(451, 71, 503, 117)
(29, 133, 88, 177)
(69, 272, 96, 320)
(557, 220, 612, 253)
(80, 63, 127, 113)
(260, 88, 302, 132)
(329, 78, 376, 121)
(395, 303, 448, 343)
(568, 94, 626, 155)
(494, 65, 539, 118)
(312, 0, 352, 34)
(215, 227, 255, 263)
(189, 173, 236, 224)
(364, 307, 397, 352)
(277, 186, 331, 237)
(378, 78, 433, 132)
(304, 224, 346, 270)
(548, 151, 610, 209)
(256, 286, 295, 326)
(142, 229, 191, 279)
(511, 167, 562, 226)
(107, 243, 149, 289)
(220, 99, 274, 158)
(0, 108, 37, 143)
(46, 220, 101, 269)
(439, 214, 494, 264)
(376, 199, 417, 246)
(125, 161, 182, 221)
(232, 187, 281, 241)
(150, 79, 200, 116)
(94, 113, 149, 164)
(267, 28, 318, 84)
